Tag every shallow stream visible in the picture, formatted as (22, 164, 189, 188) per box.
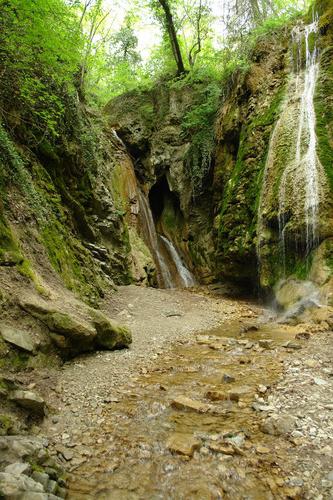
(68, 318, 298, 499)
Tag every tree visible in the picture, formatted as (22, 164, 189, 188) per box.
(179, 0, 212, 67)
(150, 0, 186, 75)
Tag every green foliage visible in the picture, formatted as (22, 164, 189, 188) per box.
(0, 0, 83, 139)
(180, 75, 221, 194)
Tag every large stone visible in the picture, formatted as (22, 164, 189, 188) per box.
(4, 462, 31, 476)
(260, 414, 296, 436)
(275, 279, 320, 311)
(0, 472, 44, 497)
(91, 311, 132, 349)
(19, 295, 131, 355)
(9, 390, 45, 416)
(166, 433, 201, 457)
(171, 396, 209, 413)
(0, 325, 36, 353)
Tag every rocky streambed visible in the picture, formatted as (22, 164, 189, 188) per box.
(1, 286, 333, 499)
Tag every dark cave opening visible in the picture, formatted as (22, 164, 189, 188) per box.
(148, 175, 182, 222)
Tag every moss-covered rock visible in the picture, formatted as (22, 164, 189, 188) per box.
(91, 311, 132, 350)
(18, 295, 132, 357)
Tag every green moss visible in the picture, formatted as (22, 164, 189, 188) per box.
(0, 414, 14, 436)
(217, 84, 286, 281)
(315, 46, 333, 191)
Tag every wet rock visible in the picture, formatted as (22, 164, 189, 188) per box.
(166, 433, 201, 457)
(9, 390, 45, 416)
(227, 386, 253, 402)
(258, 339, 274, 349)
(260, 414, 296, 436)
(171, 396, 209, 413)
(208, 442, 244, 456)
(0, 324, 36, 353)
(222, 373, 235, 383)
(282, 341, 302, 350)
(295, 331, 311, 340)
(205, 390, 227, 402)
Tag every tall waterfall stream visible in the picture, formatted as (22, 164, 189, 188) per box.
(257, 16, 327, 278)
(137, 190, 195, 288)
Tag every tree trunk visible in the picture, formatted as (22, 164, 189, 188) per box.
(158, 0, 186, 75)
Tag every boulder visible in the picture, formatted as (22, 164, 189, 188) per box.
(9, 391, 45, 416)
(260, 414, 296, 436)
(0, 325, 36, 353)
(91, 311, 132, 349)
(4, 462, 31, 476)
(19, 295, 132, 356)
(275, 279, 320, 311)
(0, 472, 44, 497)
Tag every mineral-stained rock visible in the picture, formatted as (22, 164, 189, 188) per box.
(0, 325, 36, 353)
(9, 390, 45, 416)
(166, 433, 201, 457)
(171, 396, 209, 413)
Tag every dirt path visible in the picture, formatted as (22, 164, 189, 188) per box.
(40, 286, 333, 499)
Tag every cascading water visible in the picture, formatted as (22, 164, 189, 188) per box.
(137, 190, 195, 288)
(159, 235, 196, 287)
(257, 14, 327, 283)
(279, 17, 320, 259)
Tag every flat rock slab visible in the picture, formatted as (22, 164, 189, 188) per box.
(0, 325, 35, 352)
(9, 390, 45, 416)
(171, 396, 209, 413)
(166, 433, 201, 457)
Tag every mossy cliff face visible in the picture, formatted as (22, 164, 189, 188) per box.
(214, 31, 290, 287)
(255, 5, 333, 294)
(105, 84, 216, 283)
(215, 2, 333, 296)
(0, 104, 140, 307)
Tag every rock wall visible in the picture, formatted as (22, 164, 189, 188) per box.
(105, 84, 216, 283)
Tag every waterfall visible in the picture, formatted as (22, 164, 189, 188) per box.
(283, 18, 320, 257)
(137, 190, 195, 289)
(257, 14, 327, 283)
(159, 235, 196, 288)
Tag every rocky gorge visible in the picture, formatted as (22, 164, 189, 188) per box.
(0, 0, 333, 497)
